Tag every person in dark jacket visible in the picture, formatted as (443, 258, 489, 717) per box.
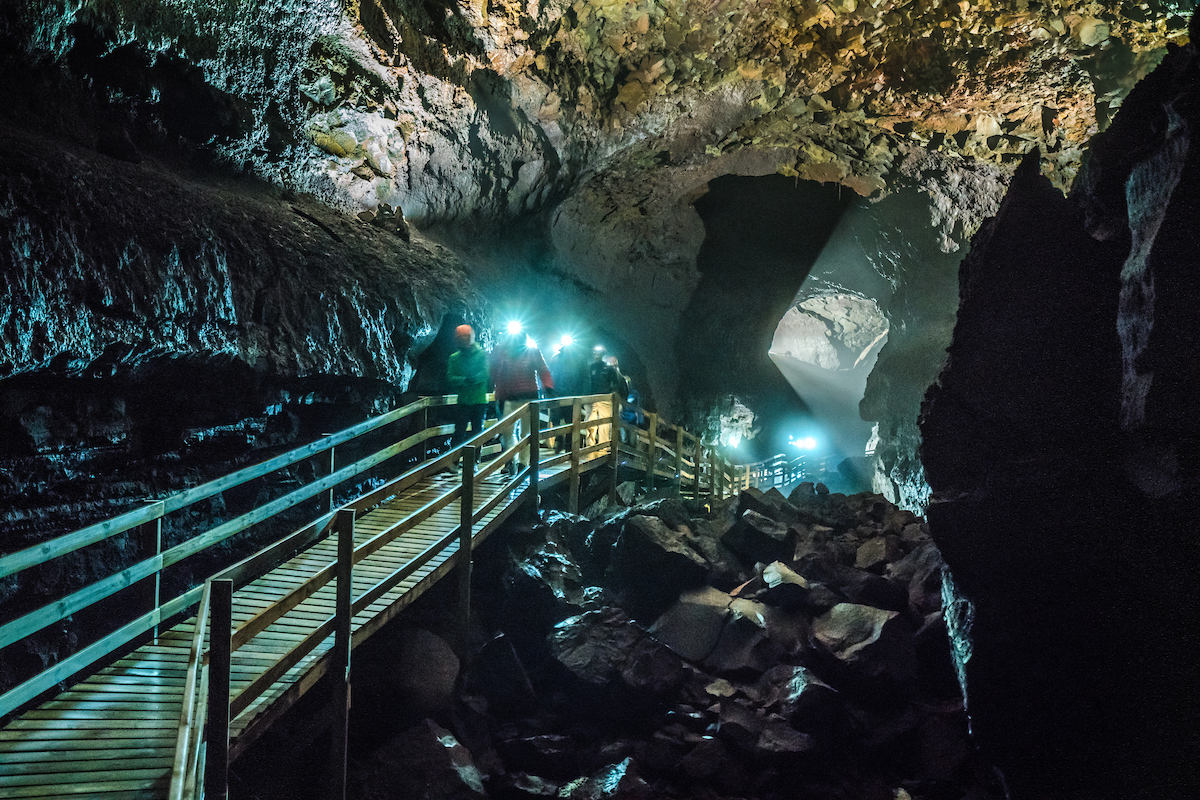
(549, 337, 591, 452)
(489, 327, 554, 473)
(586, 346, 628, 446)
(446, 324, 489, 454)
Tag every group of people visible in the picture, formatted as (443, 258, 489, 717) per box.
(444, 323, 632, 473)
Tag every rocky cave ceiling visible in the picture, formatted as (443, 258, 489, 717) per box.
(0, 1, 1195, 519)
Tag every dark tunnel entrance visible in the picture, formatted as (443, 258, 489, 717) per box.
(677, 174, 853, 464)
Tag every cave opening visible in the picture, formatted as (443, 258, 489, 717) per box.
(679, 174, 851, 463)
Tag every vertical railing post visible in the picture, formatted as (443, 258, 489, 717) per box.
(205, 578, 232, 800)
(569, 398, 582, 514)
(645, 412, 658, 492)
(692, 436, 702, 502)
(674, 426, 684, 491)
(528, 401, 541, 509)
(135, 505, 162, 642)
(328, 509, 354, 800)
(320, 442, 336, 514)
(709, 450, 719, 504)
(607, 393, 620, 505)
(418, 399, 429, 464)
(457, 446, 477, 655)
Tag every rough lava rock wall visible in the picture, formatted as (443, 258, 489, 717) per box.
(920, 34, 1199, 799)
(0, 113, 479, 539)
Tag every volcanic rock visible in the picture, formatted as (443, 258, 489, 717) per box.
(557, 758, 650, 800)
(721, 509, 795, 566)
(549, 607, 683, 698)
(855, 536, 903, 571)
(356, 719, 486, 800)
(813, 603, 918, 683)
(647, 587, 732, 662)
(606, 514, 709, 621)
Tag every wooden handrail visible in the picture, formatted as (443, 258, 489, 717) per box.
(169, 580, 212, 800)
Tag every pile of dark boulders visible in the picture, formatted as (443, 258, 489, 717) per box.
(351, 484, 1004, 800)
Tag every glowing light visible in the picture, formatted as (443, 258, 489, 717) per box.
(560, 334, 574, 347)
(525, 335, 538, 350)
(550, 344, 563, 356)
(728, 433, 742, 448)
(505, 320, 523, 335)
(792, 436, 818, 450)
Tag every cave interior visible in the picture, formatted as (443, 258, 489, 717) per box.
(1, 2, 1199, 799)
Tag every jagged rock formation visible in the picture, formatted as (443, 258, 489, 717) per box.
(921, 35, 1200, 800)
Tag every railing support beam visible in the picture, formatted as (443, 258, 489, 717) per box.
(457, 447, 477, 656)
(645, 412, 658, 492)
(328, 510, 354, 800)
(135, 510, 162, 642)
(674, 426, 684, 491)
(608, 393, 620, 506)
(569, 399, 582, 514)
(205, 578, 232, 800)
(529, 401, 541, 511)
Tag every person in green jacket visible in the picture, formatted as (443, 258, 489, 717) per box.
(446, 324, 490, 454)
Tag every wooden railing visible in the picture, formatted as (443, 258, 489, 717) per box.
(0, 390, 740, 800)
(743, 452, 829, 489)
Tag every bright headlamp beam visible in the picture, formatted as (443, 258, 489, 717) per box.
(505, 320, 523, 335)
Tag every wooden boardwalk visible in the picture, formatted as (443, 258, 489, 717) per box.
(0, 393, 740, 799)
(0, 469, 540, 799)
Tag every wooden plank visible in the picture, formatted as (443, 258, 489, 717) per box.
(0, 737, 174, 754)
(0, 755, 173, 776)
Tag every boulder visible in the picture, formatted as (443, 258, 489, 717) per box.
(682, 518, 747, 589)
(795, 554, 909, 612)
(357, 719, 486, 800)
(391, 627, 460, 711)
(473, 633, 538, 714)
(735, 487, 799, 524)
(887, 540, 945, 615)
(722, 509, 795, 565)
(813, 603, 918, 682)
(557, 758, 651, 800)
(493, 772, 561, 799)
(715, 698, 764, 755)
(758, 604, 810, 657)
(634, 497, 694, 531)
(647, 587, 732, 661)
(792, 523, 840, 562)
(677, 736, 730, 780)
(855, 536, 903, 571)
(756, 664, 844, 733)
(703, 598, 782, 675)
(496, 530, 598, 663)
(759, 560, 809, 609)
(497, 734, 579, 780)
(607, 514, 709, 620)
(755, 717, 816, 760)
(550, 607, 683, 697)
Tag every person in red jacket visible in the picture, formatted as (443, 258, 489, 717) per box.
(489, 326, 554, 474)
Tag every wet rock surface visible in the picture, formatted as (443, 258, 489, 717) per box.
(333, 486, 1000, 800)
(921, 39, 1200, 800)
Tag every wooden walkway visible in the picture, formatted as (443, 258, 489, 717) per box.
(0, 393, 736, 799)
(0, 469, 545, 799)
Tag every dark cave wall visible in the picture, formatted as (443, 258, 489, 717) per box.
(0, 118, 483, 540)
(920, 40, 1200, 800)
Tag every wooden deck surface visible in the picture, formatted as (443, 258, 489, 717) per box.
(0, 463, 574, 799)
